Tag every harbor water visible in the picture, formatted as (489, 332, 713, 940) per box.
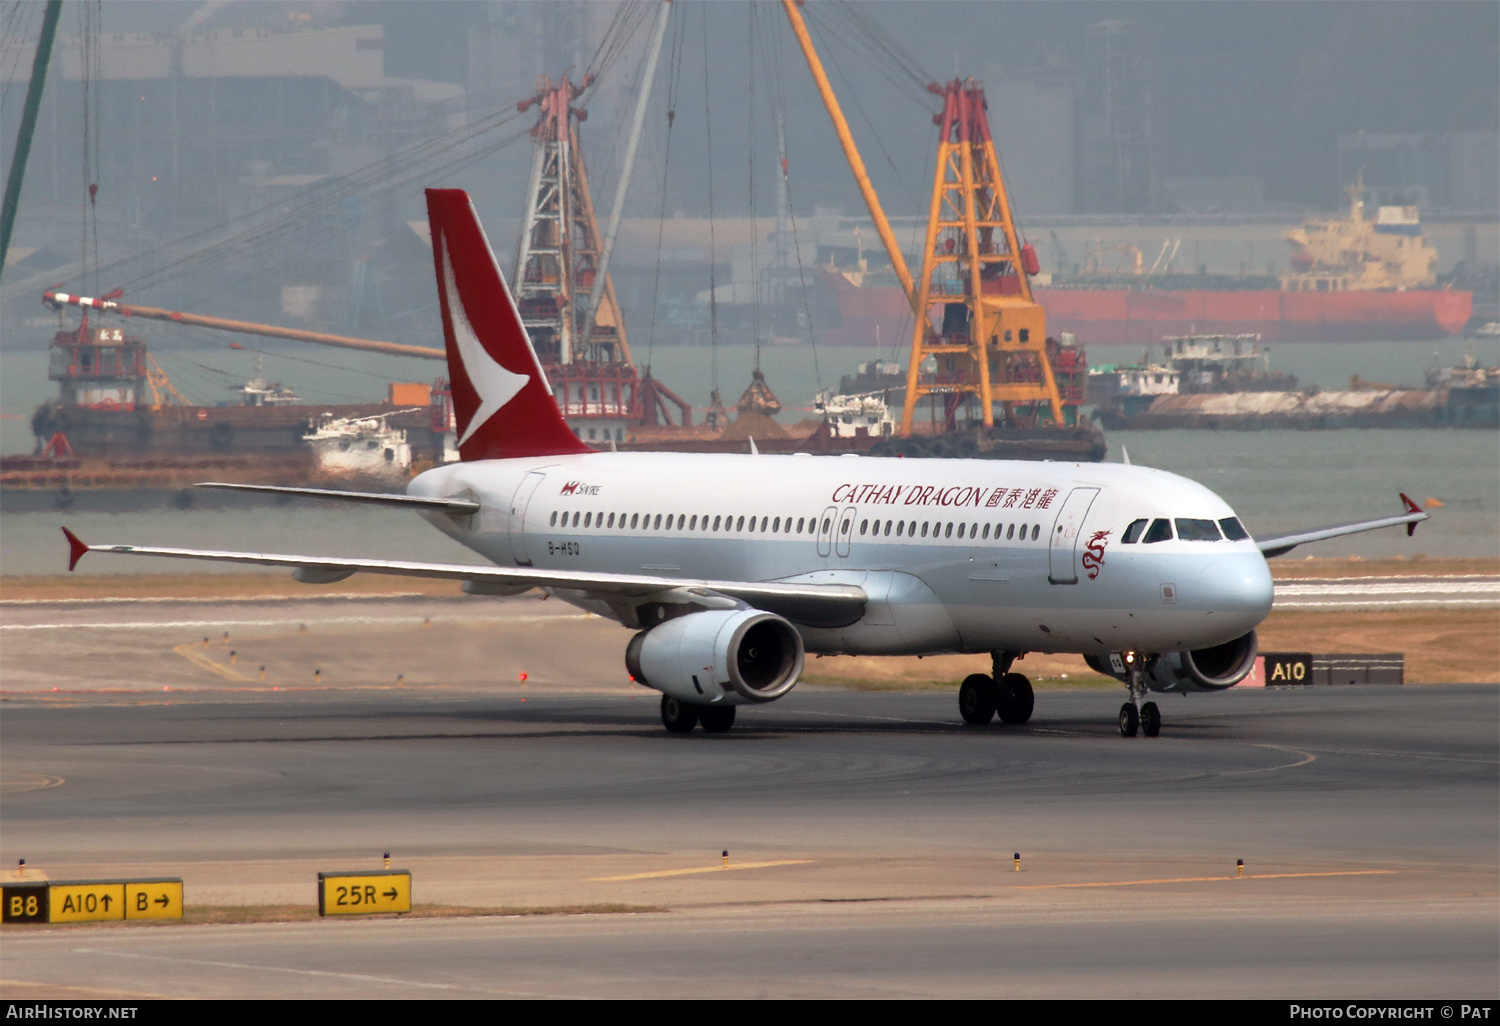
(1, 339, 1496, 575)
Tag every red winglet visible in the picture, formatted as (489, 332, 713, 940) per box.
(1399, 493, 1423, 536)
(61, 527, 89, 571)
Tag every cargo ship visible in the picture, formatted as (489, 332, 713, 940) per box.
(819, 188, 1473, 347)
(1092, 343, 1496, 431)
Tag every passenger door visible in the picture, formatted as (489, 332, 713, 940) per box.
(1048, 486, 1099, 584)
(509, 471, 547, 566)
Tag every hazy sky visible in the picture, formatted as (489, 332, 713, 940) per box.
(39, 0, 1497, 214)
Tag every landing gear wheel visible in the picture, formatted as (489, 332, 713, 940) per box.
(1119, 703, 1140, 738)
(959, 674, 998, 724)
(698, 705, 736, 733)
(660, 695, 699, 733)
(1141, 701, 1161, 737)
(996, 673, 1035, 724)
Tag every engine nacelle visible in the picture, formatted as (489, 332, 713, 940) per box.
(625, 609, 805, 705)
(1087, 631, 1259, 693)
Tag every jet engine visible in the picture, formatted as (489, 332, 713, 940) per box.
(1087, 630, 1259, 693)
(626, 609, 805, 705)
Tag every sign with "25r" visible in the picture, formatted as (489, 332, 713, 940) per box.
(318, 870, 411, 916)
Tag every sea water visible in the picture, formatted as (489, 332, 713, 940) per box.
(1, 339, 1495, 574)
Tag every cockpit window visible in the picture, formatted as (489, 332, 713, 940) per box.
(1175, 518, 1223, 541)
(1121, 518, 1148, 544)
(1142, 518, 1174, 544)
(1219, 517, 1249, 541)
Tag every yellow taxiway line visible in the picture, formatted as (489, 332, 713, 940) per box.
(1014, 869, 1396, 890)
(592, 860, 814, 882)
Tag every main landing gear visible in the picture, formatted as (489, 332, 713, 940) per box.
(958, 652, 1035, 726)
(660, 694, 736, 734)
(1118, 652, 1161, 738)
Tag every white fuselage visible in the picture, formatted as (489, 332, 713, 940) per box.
(408, 452, 1274, 657)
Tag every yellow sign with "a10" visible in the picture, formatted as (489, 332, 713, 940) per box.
(3, 879, 183, 923)
(318, 870, 411, 916)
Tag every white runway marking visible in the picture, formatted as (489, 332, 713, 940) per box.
(1274, 576, 1499, 609)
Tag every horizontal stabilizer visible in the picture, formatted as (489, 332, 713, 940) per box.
(194, 482, 479, 514)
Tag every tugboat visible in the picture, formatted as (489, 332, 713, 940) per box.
(302, 411, 415, 486)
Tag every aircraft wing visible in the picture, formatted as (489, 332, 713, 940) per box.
(60, 529, 866, 629)
(195, 482, 480, 514)
(1255, 493, 1429, 559)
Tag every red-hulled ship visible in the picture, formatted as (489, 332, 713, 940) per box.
(819, 191, 1473, 347)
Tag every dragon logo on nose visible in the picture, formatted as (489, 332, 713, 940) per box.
(1080, 530, 1111, 580)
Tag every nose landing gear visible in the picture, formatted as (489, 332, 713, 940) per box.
(1118, 652, 1161, 737)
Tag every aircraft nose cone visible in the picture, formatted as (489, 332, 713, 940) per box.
(1199, 555, 1274, 623)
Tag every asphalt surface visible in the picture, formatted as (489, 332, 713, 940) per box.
(1, 593, 1496, 998)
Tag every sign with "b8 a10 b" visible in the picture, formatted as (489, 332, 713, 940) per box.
(318, 870, 411, 916)
(2, 879, 183, 923)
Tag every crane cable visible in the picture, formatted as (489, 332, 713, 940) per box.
(700, 3, 719, 401)
(643, 9, 687, 374)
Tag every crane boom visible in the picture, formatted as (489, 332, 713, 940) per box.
(42, 291, 443, 360)
(780, 0, 917, 311)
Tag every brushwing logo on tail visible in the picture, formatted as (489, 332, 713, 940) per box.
(440, 234, 529, 446)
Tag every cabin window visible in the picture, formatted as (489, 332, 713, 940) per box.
(689, 515, 698, 530)
(773, 517, 781, 532)
(1143, 518, 1173, 543)
(796, 518, 805, 533)
(550, 511, 558, 526)
(969, 523, 978, 539)
(921, 522, 929, 537)
(630, 513, 639, 529)
(860, 520, 868, 535)
(651, 514, 660, 530)
(982, 523, 990, 539)
(1219, 517, 1249, 541)
(944, 523, 953, 538)
(570, 511, 580, 527)
(761, 516, 769, 532)
(736, 516, 745, 531)
(841, 517, 851, 535)
(584, 512, 592, 528)
(1031, 525, 1040, 541)
(1121, 518, 1148, 543)
(712, 516, 721, 531)
(1175, 518, 1222, 541)
(821, 517, 832, 535)
(1007, 524, 1015, 540)
(883, 521, 892, 536)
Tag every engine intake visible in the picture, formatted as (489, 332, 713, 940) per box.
(626, 609, 805, 705)
(1087, 631, 1259, 693)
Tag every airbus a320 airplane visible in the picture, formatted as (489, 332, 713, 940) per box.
(63, 189, 1430, 737)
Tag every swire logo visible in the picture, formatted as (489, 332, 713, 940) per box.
(559, 481, 601, 496)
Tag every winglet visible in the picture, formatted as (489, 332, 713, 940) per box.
(1400, 493, 1424, 536)
(61, 527, 89, 571)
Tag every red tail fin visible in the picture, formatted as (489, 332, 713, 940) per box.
(425, 188, 590, 461)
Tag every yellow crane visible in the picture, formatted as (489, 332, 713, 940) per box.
(781, 1, 1063, 434)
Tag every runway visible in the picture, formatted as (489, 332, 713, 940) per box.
(1272, 575, 1500, 609)
(1, 594, 1496, 998)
